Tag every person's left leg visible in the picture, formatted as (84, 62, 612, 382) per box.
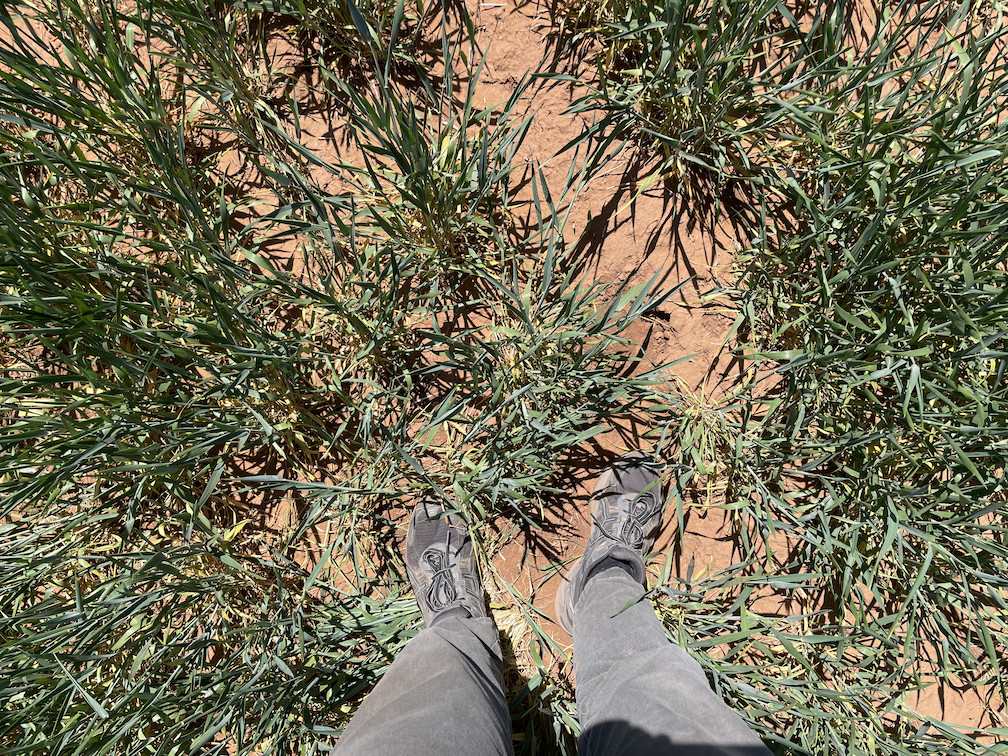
(332, 614, 513, 756)
(332, 498, 514, 756)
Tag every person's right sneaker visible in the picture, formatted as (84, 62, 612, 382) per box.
(554, 452, 664, 635)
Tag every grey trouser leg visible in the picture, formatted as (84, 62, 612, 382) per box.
(331, 615, 514, 756)
(574, 568, 772, 756)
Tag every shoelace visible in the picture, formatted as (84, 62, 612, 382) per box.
(594, 490, 659, 549)
(421, 539, 458, 611)
(590, 490, 660, 549)
(620, 491, 660, 548)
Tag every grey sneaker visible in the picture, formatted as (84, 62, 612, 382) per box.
(405, 497, 487, 627)
(555, 452, 664, 635)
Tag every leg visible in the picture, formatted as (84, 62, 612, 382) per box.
(333, 614, 513, 756)
(573, 568, 771, 756)
(333, 496, 513, 756)
(554, 454, 770, 756)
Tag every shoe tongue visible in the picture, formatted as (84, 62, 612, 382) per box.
(604, 543, 646, 584)
(432, 606, 471, 625)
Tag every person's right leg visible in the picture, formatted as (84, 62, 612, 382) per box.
(573, 567, 770, 756)
(556, 453, 771, 756)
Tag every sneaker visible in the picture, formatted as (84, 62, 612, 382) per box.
(554, 452, 664, 635)
(405, 496, 487, 627)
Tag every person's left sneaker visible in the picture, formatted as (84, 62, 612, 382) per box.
(405, 496, 487, 627)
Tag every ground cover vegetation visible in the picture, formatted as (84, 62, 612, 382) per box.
(0, 0, 1005, 754)
(0, 0, 670, 752)
(556, 0, 1008, 752)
